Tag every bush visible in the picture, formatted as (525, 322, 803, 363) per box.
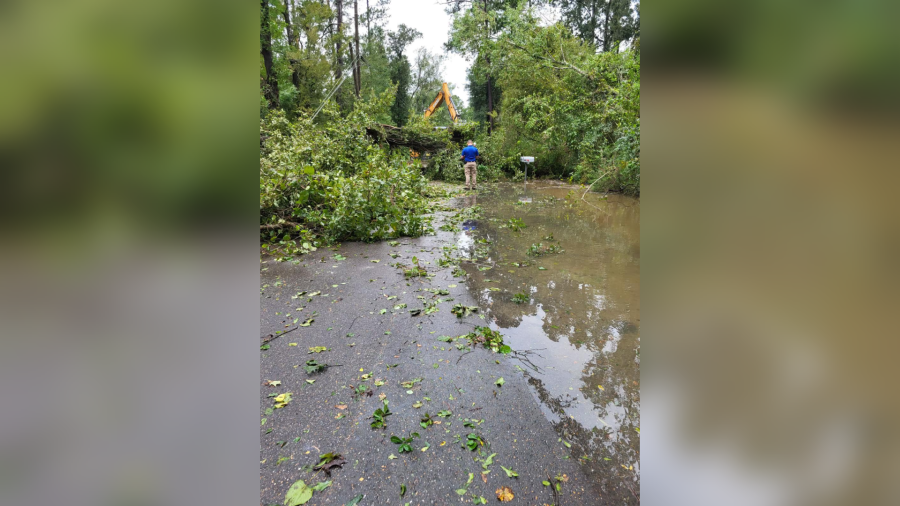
(260, 90, 431, 252)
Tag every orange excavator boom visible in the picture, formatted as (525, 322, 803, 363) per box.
(423, 82, 459, 122)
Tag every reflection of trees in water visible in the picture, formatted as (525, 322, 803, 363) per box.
(526, 373, 641, 504)
(459, 186, 641, 503)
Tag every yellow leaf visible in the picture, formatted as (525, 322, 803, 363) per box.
(597, 385, 604, 390)
(440, 441, 447, 446)
(496, 486, 514, 502)
(288, 343, 298, 347)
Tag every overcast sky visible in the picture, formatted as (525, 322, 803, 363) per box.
(384, 0, 471, 105)
(382, 0, 560, 108)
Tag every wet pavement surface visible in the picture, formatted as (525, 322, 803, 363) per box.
(455, 182, 640, 502)
(260, 182, 639, 505)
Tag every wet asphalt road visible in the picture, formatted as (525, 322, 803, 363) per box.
(260, 195, 604, 506)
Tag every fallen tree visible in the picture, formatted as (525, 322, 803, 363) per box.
(364, 123, 449, 152)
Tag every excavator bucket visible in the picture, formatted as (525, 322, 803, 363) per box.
(423, 83, 459, 123)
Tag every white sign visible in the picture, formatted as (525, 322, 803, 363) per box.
(520, 156, 535, 163)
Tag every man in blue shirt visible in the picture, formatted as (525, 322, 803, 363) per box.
(460, 140, 480, 191)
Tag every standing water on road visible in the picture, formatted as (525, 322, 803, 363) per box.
(454, 182, 640, 501)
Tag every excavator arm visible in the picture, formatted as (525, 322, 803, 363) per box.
(423, 82, 459, 123)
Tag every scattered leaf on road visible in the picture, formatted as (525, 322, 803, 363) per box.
(500, 466, 518, 478)
(264, 380, 281, 387)
(311, 480, 332, 492)
(496, 486, 514, 502)
(495, 377, 505, 387)
(284, 480, 313, 506)
(308, 346, 328, 353)
(273, 393, 292, 409)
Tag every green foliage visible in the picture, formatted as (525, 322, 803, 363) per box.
(511, 292, 529, 304)
(390, 431, 420, 453)
(465, 326, 511, 354)
(448, 5, 640, 195)
(261, 90, 433, 256)
(526, 242, 564, 256)
(371, 399, 392, 429)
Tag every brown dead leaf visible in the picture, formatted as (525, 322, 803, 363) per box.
(335, 404, 348, 410)
(558, 474, 569, 482)
(481, 473, 488, 483)
(496, 486, 514, 502)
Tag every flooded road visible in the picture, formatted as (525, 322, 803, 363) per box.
(453, 182, 640, 502)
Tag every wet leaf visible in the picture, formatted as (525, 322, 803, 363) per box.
(496, 486, 514, 502)
(542, 480, 551, 486)
(488, 287, 501, 292)
(500, 466, 518, 478)
(284, 480, 313, 505)
(495, 377, 505, 387)
(311, 480, 332, 492)
(299, 318, 314, 327)
(273, 393, 292, 409)
(308, 346, 328, 353)
(400, 483, 406, 497)
(312, 453, 346, 475)
(345, 495, 363, 506)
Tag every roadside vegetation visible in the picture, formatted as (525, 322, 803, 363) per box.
(260, 1, 639, 258)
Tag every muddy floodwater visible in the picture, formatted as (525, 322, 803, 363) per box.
(454, 182, 640, 501)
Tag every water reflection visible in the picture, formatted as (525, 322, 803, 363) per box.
(455, 183, 640, 501)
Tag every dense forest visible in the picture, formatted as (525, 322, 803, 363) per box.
(260, 0, 640, 252)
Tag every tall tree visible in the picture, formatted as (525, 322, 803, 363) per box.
(387, 24, 421, 126)
(353, 0, 361, 97)
(260, 0, 280, 108)
(446, 0, 521, 132)
(282, 0, 301, 90)
(555, 0, 639, 51)
(334, 0, 344, 80)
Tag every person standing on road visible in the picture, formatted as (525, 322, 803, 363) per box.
(460, 140, 480, 191)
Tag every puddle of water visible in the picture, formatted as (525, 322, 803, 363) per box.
(455, 182, 640, 499)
